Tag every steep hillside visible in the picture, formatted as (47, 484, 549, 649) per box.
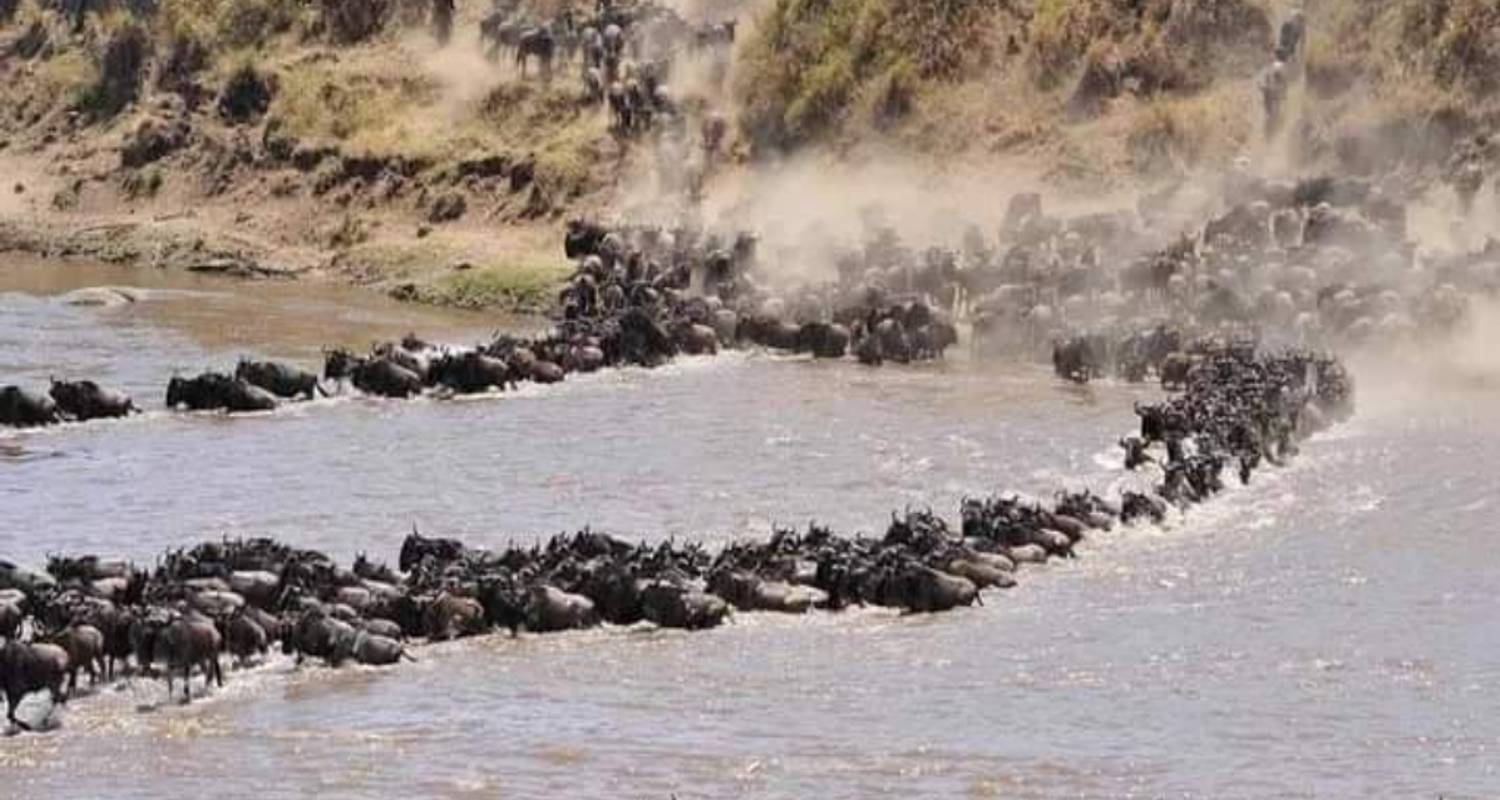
(734, 0, 1500, 189)
(4, 0, 1498, 310)
(0, 0, 621, 308)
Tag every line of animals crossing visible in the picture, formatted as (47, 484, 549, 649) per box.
(1, 342, 1353, 732)
(6, 158, 1479, 430)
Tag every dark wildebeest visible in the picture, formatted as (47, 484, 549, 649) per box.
(156, 615, 224, 702)
(166, 373, 278, 413)
(431, 0, 455, 45)
(0, 385, 61, 427)
(48, 624, 106, 693)
(49, 380, 137, 420)
(235, 359, 325, 399)
(225, 612, 269, 666)
(516, 25, 556, 79)
(1, 641, 69, 731)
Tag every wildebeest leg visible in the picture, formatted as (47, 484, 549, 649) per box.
(211, 656, 223, 688)
(182, 663, 192, 703)
(44, 684, 64, 725)
(6, 691, 29, 731)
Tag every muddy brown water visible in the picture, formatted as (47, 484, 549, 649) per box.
(1, 257, 1497, 798)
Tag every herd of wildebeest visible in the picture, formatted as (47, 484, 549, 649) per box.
(2, 167, 1485, 426)
(14, 161, 1500, 731)
(1, 338, 1352, 732)
(473, 0, 738, 138)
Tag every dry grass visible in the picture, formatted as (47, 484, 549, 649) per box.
(736, 0, 1267, 165)
(269, 58, 444, 157)
(1124, 84, 1254, 176)
(256, 45, 609, 198)
(1293, 0, 1500, 173)
(29, 49, 98, 109)
(733, 0, 1500, 179)
(736, 0, 1007, 150)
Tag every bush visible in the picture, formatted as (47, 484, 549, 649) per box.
(1125, 88, 1249, 177)
(319, 0, 390, 43)
(1429, 0, 1500, 94)
(156, 34, 212, 106)
(121, 167, 164, 199)
(867, 59, 915, 129)
(9, 0, 54, 59)
(1034, 0, 1267, 94)
(82, 18, 152, 118)
(737, 0, 999, 150)
(215, 0, 299, 48)
(218, 61, 275, 122)
(25, 48, 97, 113)
(427, 191, 466, 223)
(121, 117, 191, 166)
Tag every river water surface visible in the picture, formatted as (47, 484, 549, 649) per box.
(1, 258, 1496, 798)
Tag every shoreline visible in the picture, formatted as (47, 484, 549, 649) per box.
(0, 206, 572, 315)
(0, 210, 308, 278)
(0, 131, 576, 315)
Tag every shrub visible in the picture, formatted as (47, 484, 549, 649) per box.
(319, 0, 391, 43)
(1125, 88, 1250, 177)
(215, 0, 299, 48)
(1429, 0, 1500, 94)
(82, 17, 152, 118)
(122, 167, 164, 199)
(218, 61, 275, 122)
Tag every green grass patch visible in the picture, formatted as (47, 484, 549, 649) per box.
(269, 61, 442, 156)
(422, 260, 569, 311)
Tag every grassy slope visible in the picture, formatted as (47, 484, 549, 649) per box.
(5, 0, 1496, 309)
(734, 0, 1500, 188)
(0, 0, 603, 309)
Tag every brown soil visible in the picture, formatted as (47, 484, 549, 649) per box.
(0, 8, 636, 312)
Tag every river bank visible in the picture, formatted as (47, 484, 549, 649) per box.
(0, 138, 576, 314)
(0, 2, 632, 315)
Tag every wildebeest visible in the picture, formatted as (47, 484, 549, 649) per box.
(0, 599, 22, 640)
(0, 385, 61, 427)
(524, 586, 598, 633)
(166, 373, 278, 413)
(1, 641, 69, 731)
(49, 379, 136, 421)
(324, 350, 424, 398)
(516, 25, 556, 79)
(46, 624, 105, 692)
(156, 614, 224, 702)
(225, 611, 269, 666)
(235, 359, 324, 400)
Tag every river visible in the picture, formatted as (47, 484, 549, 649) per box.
(2, 257, 1496, 798)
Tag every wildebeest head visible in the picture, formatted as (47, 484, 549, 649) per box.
(47, 379, 86, 413)
(323, 349, 359, 381)
(164, 376, 188, 409)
